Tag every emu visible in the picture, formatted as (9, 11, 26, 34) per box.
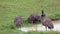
(14, 16, 23, 29)
(40, 10, 54, 31)
(27, 14, 40, 31)
(27, 14, 40, 24)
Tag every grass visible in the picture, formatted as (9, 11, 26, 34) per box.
(0, 0, 60, 34)
(0, 29, 60, 34)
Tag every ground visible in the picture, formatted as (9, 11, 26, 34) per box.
(0, 0, 60, 34)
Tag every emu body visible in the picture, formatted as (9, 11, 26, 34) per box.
(28, 14, 40, 24)
(14, 16, 23, 28)
(41, 16, 54, 30)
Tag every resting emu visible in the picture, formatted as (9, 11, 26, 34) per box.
(14, 16, 23, 29)
(27, 14, 40, 24)
(40, 10, 54, 31)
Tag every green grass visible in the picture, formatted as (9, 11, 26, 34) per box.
(0, 0, 60, 34)
(0, 29, 60, 34)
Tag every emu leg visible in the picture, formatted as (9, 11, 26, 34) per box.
(15, 25, 21, 30)
(45, 26, 47, 31)
(18, 25, 21, 30)
(50, 29, 53, 31)
(31, 21, 33, 31)
(36, 24, 37, 31)
(20, 25, 21, 30)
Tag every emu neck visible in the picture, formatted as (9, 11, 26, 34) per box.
(41, 16, 45, 20)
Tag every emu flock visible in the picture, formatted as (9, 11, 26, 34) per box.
(14, 10, 54, 31)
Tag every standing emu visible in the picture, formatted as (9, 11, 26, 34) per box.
(27, 14, 40, 24)
(14, 16, 23, 29)
(27, 14, 40, 31)
(40, 10, 54, 31)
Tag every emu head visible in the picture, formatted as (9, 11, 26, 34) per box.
(41, 10, 45, 17)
